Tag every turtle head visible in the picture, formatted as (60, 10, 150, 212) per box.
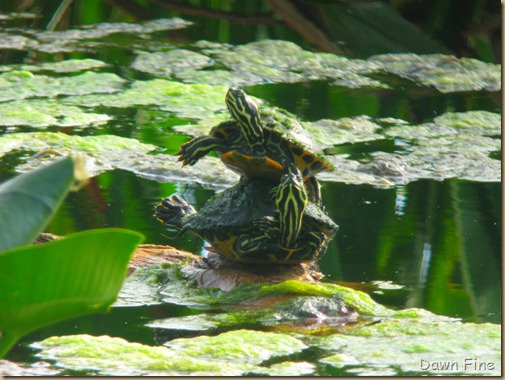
(225, 87, 264, 151)
(154, 195, 196, 230)
(276, 167, 308, 248)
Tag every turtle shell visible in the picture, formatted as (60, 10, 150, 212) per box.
(180, 177, 337, 264)
(210, 107, 333, 180)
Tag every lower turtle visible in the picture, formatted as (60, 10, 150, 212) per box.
(154, 173, 338, 264)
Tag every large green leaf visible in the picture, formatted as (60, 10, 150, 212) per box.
(0, 228, 144, 358)
(0, 156, 75, 253)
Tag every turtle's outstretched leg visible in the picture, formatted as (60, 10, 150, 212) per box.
(177, 135, 229, 166)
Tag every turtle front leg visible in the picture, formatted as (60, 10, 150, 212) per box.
(177, 135, 229, 166)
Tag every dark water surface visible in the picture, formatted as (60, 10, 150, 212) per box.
(0, 0, 501, 370)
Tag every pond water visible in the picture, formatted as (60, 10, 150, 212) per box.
(0, 0, 501, 376)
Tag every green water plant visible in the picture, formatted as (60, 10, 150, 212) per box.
(0, 157, 143, 357)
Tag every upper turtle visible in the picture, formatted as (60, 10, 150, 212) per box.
(177, 88, 333, 203)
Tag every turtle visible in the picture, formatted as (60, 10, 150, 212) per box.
(154, 171, 338, 264)
(177, 87, 333, 204)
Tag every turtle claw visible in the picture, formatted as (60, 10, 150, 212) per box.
(154, 195, 196, 226)
(177, 135, 227, 167)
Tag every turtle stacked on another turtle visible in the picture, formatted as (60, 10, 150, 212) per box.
(155, 88, 337, 264)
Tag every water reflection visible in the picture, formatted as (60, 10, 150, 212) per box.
(40, 169, 501, 324)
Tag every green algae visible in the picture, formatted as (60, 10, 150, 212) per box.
(0, 70, 125, 102)
(131, 50, 212, 77)
(28, 262, 501, 376)
(370, 53, 501, 92)
(32, 334, 255, 376)
(433, 110, 501, 133)
(0, 132, 155, 155)
(120, 38, 501, 91)
(0, 99, 110, 127)
(318, 320, 501, 375)
(0, 132, 239, 189)
(19, 59, 108, 74)
(19, 18, 192, 54)
(32, 331, 307, 376)
(66, 79, 228, 120)
(260, 281, 391, 317)
(167, 329, 307, 363)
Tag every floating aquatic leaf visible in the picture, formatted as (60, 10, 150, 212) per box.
(318, 320, 501, 375)
(131, 50, 212, 77)
(0, 70, 125, 102)
(0, 99, 110, 127)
